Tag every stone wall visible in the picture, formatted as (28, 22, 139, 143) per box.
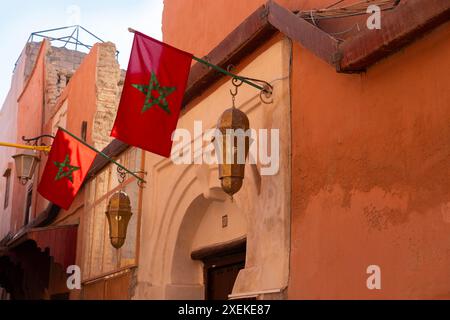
(45, 46, 86, 124)
(92, 42, 122, 150)
(22, 42, 41, 81)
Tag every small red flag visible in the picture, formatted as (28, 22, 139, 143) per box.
(38, 129, 97, 210)
(110, 31, 193, 158)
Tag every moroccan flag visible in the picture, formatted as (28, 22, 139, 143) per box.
(110, 31, 193, 157)
(38, 129, 97, 210)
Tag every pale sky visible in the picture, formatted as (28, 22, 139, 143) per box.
(0, 0, 163, 107)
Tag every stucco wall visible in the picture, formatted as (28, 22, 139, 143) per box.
(0, 43, 32, 239)
(12, 41, 48, 233)
(162, 0, 349, 56)
(163, 0, 450, 299)
(135, 37, 291, 299)
(289, 22, 450, 299)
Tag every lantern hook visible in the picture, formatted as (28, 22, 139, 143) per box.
(230, 77, 244, 108)
(227, 65, 273, 105)
(116, 166, 147, 188)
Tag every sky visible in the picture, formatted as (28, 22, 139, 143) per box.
(0, 0, 163, 108)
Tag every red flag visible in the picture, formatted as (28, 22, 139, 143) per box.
(38, 129, 97, 210)
(110, 31, 193, 157)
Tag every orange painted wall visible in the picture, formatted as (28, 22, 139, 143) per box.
(289, 22, 450, 299)
(12, 41, 48, 233)
(162, 0, 335, 56)
(61, 44, 99, 145)
(163, 0, 450, 299)
(0, 42, 32, 239)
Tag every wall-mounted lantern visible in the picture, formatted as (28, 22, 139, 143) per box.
(12, 150, 40, 185)
(0, 134, 54, 185)
(105, 191, 133, 249)
(215, 107, 250, 198)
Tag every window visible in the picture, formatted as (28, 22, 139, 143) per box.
(81, 148, 143, 281)
(3, 167, 11, 209)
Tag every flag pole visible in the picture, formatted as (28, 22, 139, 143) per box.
(127, 28, 272, 94)
(58, 127, 146, 185)
(190, 56, 268, 92)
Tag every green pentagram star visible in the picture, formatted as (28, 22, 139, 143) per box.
(54, 154, 80, 183)
(132, 72, 176, 114)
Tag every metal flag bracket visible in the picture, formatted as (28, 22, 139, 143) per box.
(228, 66, 274, 105)
(191, 57, 274, 105)
(58, 127, 147, 188)
(117, 166, 147, 188)
(127, 28, 274, 105)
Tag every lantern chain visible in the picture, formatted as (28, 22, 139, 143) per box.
(230, 77, 243, 108)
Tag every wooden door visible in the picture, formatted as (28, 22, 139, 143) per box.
(204, 251, 245, 300)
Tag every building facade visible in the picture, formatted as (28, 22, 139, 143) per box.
(1, 0, 450, 300)
(0, 36, 124, 299)
(159, 0, 450, 299)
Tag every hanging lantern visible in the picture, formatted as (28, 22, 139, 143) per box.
(215, 107, 250, 197)
(105, 191, 133, 249)
(12, 150, 40, 185)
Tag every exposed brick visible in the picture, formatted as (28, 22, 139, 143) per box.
(44, 46, 86, 124)
(92, 42, 122, 150)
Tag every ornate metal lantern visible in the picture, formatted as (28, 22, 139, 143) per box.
(105, 191, 133, 249)
(215, 107, 250, 197)
(12, 150, 40, 185)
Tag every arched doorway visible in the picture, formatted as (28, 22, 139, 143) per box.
(169, 188, 247, 300)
